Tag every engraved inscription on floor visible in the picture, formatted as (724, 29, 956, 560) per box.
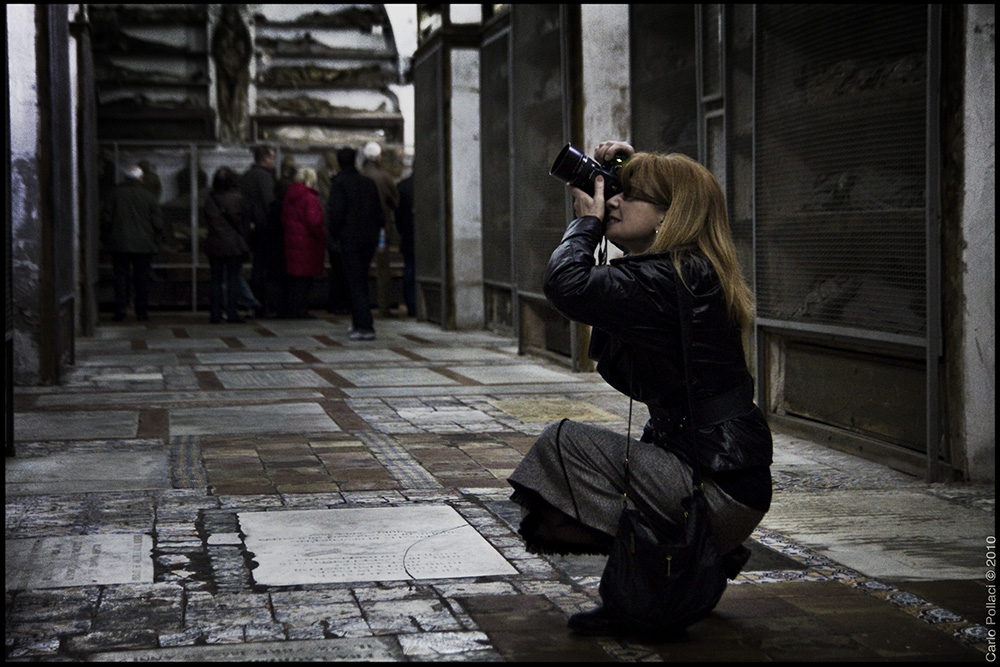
(239, 506, 518, 586)
(5, 534, 154, 590)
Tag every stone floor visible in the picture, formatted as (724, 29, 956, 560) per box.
(6, 310, 995, 661)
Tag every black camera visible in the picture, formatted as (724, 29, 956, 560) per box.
(549, 143, 626, 198)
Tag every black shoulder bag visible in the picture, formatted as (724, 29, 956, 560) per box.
(597, 275, 729, 638)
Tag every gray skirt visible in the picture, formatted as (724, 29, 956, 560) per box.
(508, 419, 764, 554)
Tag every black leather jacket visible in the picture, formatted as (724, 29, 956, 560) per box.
(544, 216, 772, 475)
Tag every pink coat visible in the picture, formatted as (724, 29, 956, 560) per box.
(282, 182, 326, 278)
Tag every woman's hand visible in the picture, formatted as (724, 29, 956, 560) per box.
(593, 141, 635, 164)
(569, 176, 606, 220)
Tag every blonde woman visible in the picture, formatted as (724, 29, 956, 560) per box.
(508, 142, 772, 638)
(282, 167, 325, 318)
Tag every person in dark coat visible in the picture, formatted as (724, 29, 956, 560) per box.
(394, 173, 416, 317)
(259, 178, 290, 318)
(241, 145, 279, 316)
(100, 164, 164, 321)
(319, 151, 350, 314)
(203, 166, 251, 323)
(508, 141, 772, 639)
(282, 168, 326, 319)
(327, 147, 385, 340)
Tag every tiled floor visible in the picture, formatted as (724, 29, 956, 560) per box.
(6, 311, 993, 661)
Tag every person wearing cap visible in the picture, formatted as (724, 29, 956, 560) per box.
(100, 163, 164, 321)
(360, 141, 400, 239)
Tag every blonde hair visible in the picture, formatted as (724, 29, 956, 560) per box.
(621, 152, 754, 329)
(294, 167, 317, 189)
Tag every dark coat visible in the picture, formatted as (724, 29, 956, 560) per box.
(327, 166, 385, 246)
(543, 215, 772, 475)
(202, 189, 250, 258)
(100, 179, 164, 254)
(394, 175, 414, 261)
(282, 182, 326, 278)
(240, 163, 275, 237)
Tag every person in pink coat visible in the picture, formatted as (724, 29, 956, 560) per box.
(282, 167, 326, 318)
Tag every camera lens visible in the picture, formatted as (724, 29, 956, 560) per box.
(549, 143, 626, 200)
(550, 144, 602, 195)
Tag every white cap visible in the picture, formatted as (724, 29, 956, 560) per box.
(362, 141, 382, 160)
(124, 164, 143, 180)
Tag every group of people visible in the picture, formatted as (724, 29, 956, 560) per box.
(101, 142, 415, 338)
(215, 142, 412, 338)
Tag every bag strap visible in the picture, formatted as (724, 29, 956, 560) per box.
(622, 395, 635, 507)
(211, 194, 228, 218)
(212, 194, 240, 228)
(622, 268, 703, 499)
(674, 271, 697, 432)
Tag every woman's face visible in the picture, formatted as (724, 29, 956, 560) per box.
(604, 191, 665, 254)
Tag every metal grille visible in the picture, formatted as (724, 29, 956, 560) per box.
(630, 5, 698, 157)
(755, 5, 929, 338)
(727, 4, 756, 286)
(510, 5, 568, 296)
(480, 26, 512, 287)
(413, 44, 444, 293)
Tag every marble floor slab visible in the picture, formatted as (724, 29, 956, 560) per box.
(89, 637, 403, 662)
(336, 368, 459, 387)
(236, 336, 330, 350)
(239, 505, 518, 586)
(6, 534, 153, 590)
(450, 365, 585, 384)
(73, 352, 179, 367)
(408, 347, 513, 362)
(488, 398, 620, 423)
(169, 402, 339, 436)
(195, 351, 302, 364)
(395, 406, 496, 425)
(94, 372, 165, 382)
(92, 328, 177, 341)
(13, 411, 138, 442)
(5, 450, 170, 495)
(214, 369, 331, 389)
(341, 382, 614, 398)
(762, 489, 992, 580)
(259, 322, 340, 336)
(143, 338, 231, 351)
(33, 389, 323, 408)
(310, 349, 411, 364)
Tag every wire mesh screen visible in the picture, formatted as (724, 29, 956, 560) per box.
(480, 27, 512, 287)
(413, 45, 444, 288)
(510, 5, 569, 296)
(755, 5, 928, 338)
(728, 4, 755, 285)
(630, 5, 697, 157)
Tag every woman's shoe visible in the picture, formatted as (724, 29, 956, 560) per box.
(568, 606, 618, 636)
